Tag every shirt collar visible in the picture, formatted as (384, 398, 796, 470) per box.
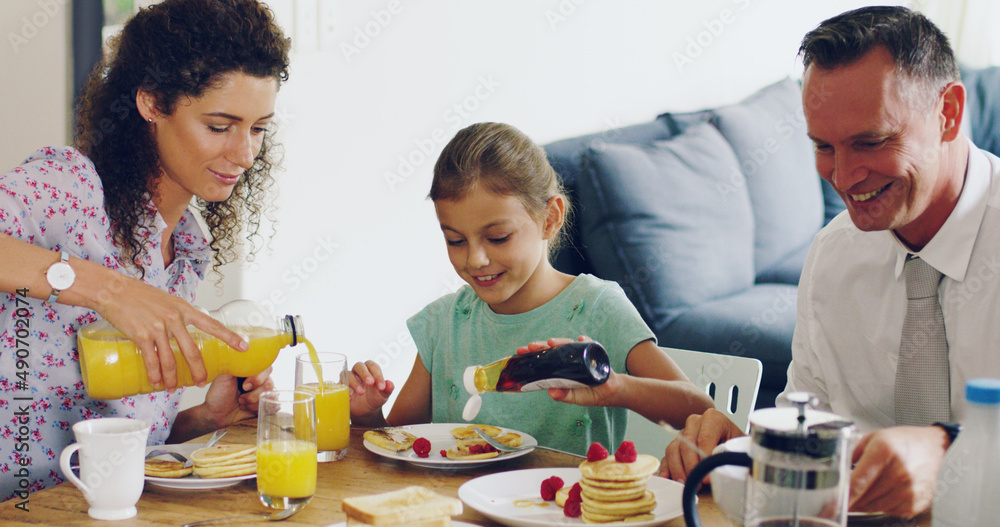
(139, 197, 212, 266)
(892, 137, 990, 281)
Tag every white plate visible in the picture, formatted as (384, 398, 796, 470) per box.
(458, 467, 683, 527)
(144, 444, 255, 489)
(362, 423, 537, 469)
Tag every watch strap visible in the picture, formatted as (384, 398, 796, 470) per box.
(46, 250, 70, 304)
(933, 421, 962, 446)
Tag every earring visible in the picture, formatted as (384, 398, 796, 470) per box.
(147, 118, 153, 123)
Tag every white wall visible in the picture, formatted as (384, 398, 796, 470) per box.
(0, 1, 70, 169)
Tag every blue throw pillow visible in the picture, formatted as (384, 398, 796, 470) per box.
(577, 122, 756, 333)
(961, 65, 1000, 158)
(708, 78, 824, 279)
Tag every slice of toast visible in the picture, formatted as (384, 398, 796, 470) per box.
(363, 428, 418, 452)
(341, 486, 462, 526)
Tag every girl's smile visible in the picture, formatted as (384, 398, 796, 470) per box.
(435, 186, 566, 315)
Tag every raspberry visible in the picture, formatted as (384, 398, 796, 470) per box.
(614, 440, 637, 463)
(586, 442, 609, 462)
(470, 444, 485, 455)
(540, 476, 563, 501)
(413, 437, 431, 458)
(563, 496, 582, 518)
(440, 449, 447, 457)
(567, 482, 582, 502)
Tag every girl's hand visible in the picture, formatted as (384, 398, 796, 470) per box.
(349, 360, 395, 418)
(514, 335, 615, 405)
(515, 335, 590, 354)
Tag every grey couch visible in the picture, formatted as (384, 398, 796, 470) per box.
(544, 68, 1000, 408)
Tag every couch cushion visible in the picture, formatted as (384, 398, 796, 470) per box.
(577, 122, 755, 333)
(961, 65, 1000, 158)
(545, 118, 676, 277)
(687, 78, 825, 280)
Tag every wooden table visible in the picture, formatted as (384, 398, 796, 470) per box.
(0, 424, 928, 526)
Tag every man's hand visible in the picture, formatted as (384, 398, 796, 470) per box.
(659, 408, 745, 482)
(849, 425, 949, 519)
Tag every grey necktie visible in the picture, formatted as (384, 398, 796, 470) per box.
(894, 255, 951, 426)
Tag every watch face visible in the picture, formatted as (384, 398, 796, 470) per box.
(47, 262, 75, 290)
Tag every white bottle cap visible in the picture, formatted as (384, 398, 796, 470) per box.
(462, 366, 482, 421)
(463, 366, 480, 396)
(463, 393, 482, 421)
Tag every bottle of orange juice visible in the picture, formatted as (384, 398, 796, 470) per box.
(77, 300, 304, 399)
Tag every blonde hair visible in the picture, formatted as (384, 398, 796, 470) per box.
(431, 122, 572, 253)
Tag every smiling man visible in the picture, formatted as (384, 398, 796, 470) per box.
(661, 6, 1000, 519)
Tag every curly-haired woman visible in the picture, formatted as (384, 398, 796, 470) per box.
(0, 0, 290, 499)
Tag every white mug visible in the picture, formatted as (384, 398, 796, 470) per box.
(59, 417, 150, 520)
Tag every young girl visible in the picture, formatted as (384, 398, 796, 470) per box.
(350, 122, 712, 454)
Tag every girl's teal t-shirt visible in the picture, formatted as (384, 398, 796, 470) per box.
(407, 273, 655, 455)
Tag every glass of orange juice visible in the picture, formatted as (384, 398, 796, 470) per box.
(256, 390, 317, 511)
(295, 352, 350, 462)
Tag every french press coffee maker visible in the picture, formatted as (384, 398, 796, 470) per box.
(682, 393, 855, 527)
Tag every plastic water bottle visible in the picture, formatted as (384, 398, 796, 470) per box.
(931, 378, 1000, 527)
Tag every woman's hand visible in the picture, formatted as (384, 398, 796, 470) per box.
(201, 370, 275, 428)
(166, 368, 274, 443)
(92, 272, 248, 391)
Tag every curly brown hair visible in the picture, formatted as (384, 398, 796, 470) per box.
(73, 0, 290, 276)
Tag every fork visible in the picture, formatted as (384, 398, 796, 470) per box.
(145, 429, 227, 469)
(145, 449, 190, 465)
(472, 426, 585, 458)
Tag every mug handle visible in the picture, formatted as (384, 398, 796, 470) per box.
(682, 451, 752, 527)
(59, 443, 93, 501)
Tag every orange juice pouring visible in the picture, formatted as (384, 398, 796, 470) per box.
(257, 390, 317, 511)
(295, 348, 350, 461)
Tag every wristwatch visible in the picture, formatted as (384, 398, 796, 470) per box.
(45, 250, 75, 304)
(933, 421, 962, 446)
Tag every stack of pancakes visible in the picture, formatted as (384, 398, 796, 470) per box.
(576, 453, 659, 523)
(145, 444, 257, 479)
(190, 445, 257, 478)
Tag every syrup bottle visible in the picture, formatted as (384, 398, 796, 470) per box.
(77, 299, 304, 399)
(461, 341, 611, 420)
